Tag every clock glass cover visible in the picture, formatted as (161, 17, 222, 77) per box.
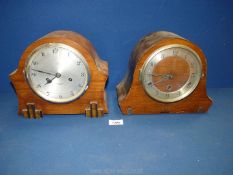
(140, 44, 202, 102)
(25, 43, 90, 103)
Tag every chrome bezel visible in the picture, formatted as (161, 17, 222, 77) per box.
(25, 43, 90, 103)
(140, 44, 202, 103)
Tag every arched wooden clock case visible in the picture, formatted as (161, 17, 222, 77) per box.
(117, 31, 212, 115)
(10, 30, 108, 118)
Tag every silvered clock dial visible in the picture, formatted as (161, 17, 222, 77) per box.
(25, 43, 90, 103)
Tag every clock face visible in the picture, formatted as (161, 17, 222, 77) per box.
(140, 44, 202, 102)
(25, 43, 90, 103)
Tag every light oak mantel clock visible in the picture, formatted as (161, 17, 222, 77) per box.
(10, 30, 108, 119)
(117, 31, 212, 114)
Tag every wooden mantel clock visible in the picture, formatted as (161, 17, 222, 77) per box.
(117, 31, 212, 114)
(10, 30, 108, 119)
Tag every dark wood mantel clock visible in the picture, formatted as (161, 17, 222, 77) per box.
(117, 31, 212, 114)
(10, 30, 108, 119)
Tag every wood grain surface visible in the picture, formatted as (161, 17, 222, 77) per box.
(117, 31, 212, 114)
(10, 30, 108, 117)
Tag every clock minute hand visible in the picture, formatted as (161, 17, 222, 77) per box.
(31, 68, 56, 76)
(153, 78, 167, 85)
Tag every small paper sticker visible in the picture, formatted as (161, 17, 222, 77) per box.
(109, 119, 124, 125)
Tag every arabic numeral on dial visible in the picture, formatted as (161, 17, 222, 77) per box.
(41, 52, 45, 56)
(31, 72, 36, 76)
(150, 62, 153, 67)
(53, 48, 58, 53)
(187, 82, 192, 88)
(190, 62, 194, 68)
(177, 91, 181, 96)
(165, 93, 170, 98)
(70, 91, 75, 96)
(46, 92, 50, 96)
(147, 82, 152, 87)
(77, 61, 81, 65)
(173, 50, 178, 56)
(59, 95, 63, 99)
(32, 61, 38, 66)
(37, 84, 41, 88)
(81, 72, 85, 77)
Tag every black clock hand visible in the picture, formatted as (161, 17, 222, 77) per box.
(31, 68, 56, 76)
(147, 73, 173, 79)
(153, 74, 173, 85)
(146, 73, 164, 77)
(45, 76, 56, 85)
(44, 73, 61, 85)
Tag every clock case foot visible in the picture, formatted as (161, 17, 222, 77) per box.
(117, 31, 212, 114)
(85, 101, 104, 118)
(22, 103, 43, 119)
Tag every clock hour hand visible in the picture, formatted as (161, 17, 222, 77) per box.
(31, 68, 56, 76)
(44, 73, 61, 85)
(148, 73, 173, 79)
(153, 73, 173, 85)
(146, 73, 164, 77)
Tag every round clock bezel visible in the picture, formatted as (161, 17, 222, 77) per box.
(140, 44, 202, 103)
(24, 43, 90, 103)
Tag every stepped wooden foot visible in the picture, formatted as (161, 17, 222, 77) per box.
(22, 103, 42, 119)
(85, 101, 104, 118)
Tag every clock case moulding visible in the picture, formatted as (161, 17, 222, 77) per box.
(10, 30, 108, 118)
(117, 31, 212, 115)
